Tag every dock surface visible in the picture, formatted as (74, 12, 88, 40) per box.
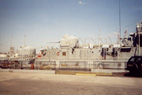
(0, 72, 142, 95)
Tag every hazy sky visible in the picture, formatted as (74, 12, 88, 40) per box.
(0, 0, 142, 52)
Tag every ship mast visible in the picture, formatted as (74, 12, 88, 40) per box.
(24, 35, 26, 47)
(119, 0, 121, 39)
(11, 35, 13, 47)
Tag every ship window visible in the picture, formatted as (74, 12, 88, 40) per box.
(120, 48, 131, 52)
(62, 52, 66, 56)
(129, 58, 135, 62)
(128, 38, 131, 41)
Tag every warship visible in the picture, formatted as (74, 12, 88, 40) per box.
(0, 22, 142, 71)
(35, 22, 142, 71)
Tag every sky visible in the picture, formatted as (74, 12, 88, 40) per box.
(0, 0, 142, 53)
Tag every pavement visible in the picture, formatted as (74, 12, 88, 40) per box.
(0, 72, 142, 95)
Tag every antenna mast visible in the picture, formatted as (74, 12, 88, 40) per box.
(11, 35, 13, 47)
(24, 35, 26, 47)
(119, 0, 121, 39)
